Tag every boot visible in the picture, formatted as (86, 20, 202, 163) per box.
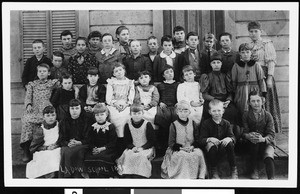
(231, 166, 238, 179)
(250, 168, 259, 179)
(211, 167, 220, 179)
(22, 141, 32, 163)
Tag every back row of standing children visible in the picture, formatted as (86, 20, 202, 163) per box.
(21, 21, 279, 180)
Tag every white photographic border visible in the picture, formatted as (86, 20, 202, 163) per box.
(3, 2, 298, 188)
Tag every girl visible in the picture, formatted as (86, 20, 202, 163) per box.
(134, 71, 159, 129)
(106, 63, 135, 156)
(161, 100, 207, 179)
(114, 25, 131, 61)
(20, 63, 59, 163)
(67, 37, 99, 84)
(57, 99, 90, 178)
(231, 43, 266, 116)
(117, 103, 156, 178)
(50, 73, 78, 121)
(247, 21, 282, 133)
(84, 103, 118, 178)
(26, 106, 61, 178)
(95, 33, 122, 84)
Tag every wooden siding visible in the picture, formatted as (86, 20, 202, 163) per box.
(225, 10, 289, 130)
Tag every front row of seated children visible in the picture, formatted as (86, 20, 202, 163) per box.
(26, 90, 275, 179)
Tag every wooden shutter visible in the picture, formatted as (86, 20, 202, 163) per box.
(50, 10, 78, 54)
(21, 10, 48, 64)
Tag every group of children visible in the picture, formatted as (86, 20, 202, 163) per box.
(21, 21, 279, 180)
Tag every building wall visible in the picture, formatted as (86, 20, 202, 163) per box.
(225, 10, 289, 131)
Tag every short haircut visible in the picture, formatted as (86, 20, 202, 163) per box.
(238, 43, 252, 52)
(173, 26, 185, 34)
(175, 100, 191, 111)
(248, 89, 263, 101)
(37, 63, 50, 71)
(88, 31, 102, 41)
(87, 67, 99, 75)
(43, 105, 56, 115)
(218, 32, 233, 41)
(102, 33, 114, 41)
(60, 30, 73, 39)
(208, 99, 224, 110)
(161, 35, 173, 45)
(186, 31, 199, 40)
(247, 21, 261, 31)
(130, 103, 144, 113)
(75, 37, 87, 45)
(161, 64, 174, 76)
(138, 70, 152, 79)
(116, 25, 129, 38)
(32, 39, 44, 45)
(182, 65, 195, 74)
(129, 39, 140, 47)
(60, 73, 73, 83)
(112, 62, 126, 75)
(147, 36, 158, 44)
(69, 99, 81, 107)
(93, 102, 109, 115)
(203, 32, 217, 43)
(53, 51, 64, 60)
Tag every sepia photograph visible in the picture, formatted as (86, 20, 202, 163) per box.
(3, 2, 298, 188)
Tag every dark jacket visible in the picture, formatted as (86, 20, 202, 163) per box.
(78, 83, 106, 107)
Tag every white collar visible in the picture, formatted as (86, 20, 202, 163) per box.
(92, 121, 111, 133)
(160, 51, 176, 59)
(101, 48, 116, 55)
(164, 80, 175, 84)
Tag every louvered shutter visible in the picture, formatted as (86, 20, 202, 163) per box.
(21, 11, 48, 64)
(51, 10, 77, 53)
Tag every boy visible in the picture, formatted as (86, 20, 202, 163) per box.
(173, 26, 188, 54)
(177, 65, 204, 126)
(50, 51, 69, 80)
(200, 33, 218, 74)
(21, 39, 53, 87)
(78, 67, 106, 117)
(155, 65, 179, 155)
(180, 31, 202, 82)
(242, 90, 275, 180)
(144, 36, 161, 65)
(58, 30, 77, 66)
(123, 39, 152, 81)
(153, 35, 181, 82)
(87, 30, 103, 55)
(217, 32, 239, 74)
(199, 99, 238, 179)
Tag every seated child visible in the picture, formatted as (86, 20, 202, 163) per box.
(155, 65, 179, 155)
(231, 43, 266, 115)
(51, 73, 77, 121)
(172, 26, 188, 54)
(87, 30, 103, 55)
(117, 103, 156, 178)
(84, 103, 118, 178)
(161, 100, 207, 179)
(26, 105, 61, 178)
(180, 31, 202, 82)
(57, 99, 90, 178)
(123, 39, 152, 81)
(144, 36, 161, 65)
(50, 51, 69, 80)
(199, 99, 238, 179)
(22, 39, 53, 87)
(200, 52, 241, 126)
(106, 63, 135, 156)
(200, 33, 218, 74)
(217, 32, 239, 74)
(242, 90, 275, 180)
(153, 35, 181, 82)
(67, 37, 99, 84)
(78, 67, 106, 117)
(95, 33, 122, 84)
(58, 30, 77, 66)
(177, 65, 204, 126)
(21, 63, 59, 163)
